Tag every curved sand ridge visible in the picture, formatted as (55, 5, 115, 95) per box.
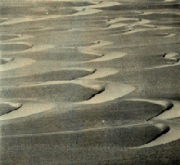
(0, 58, 36, 72)
(0, 102, 56, 121)
(0, 101, 22, 116)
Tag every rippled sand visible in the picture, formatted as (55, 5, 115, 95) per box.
(0, 0, 180, 164)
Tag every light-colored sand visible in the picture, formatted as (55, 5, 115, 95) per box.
(0, 58, 36, 71)
(0, 102, 56, 120)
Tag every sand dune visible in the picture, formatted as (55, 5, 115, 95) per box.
(0, 68, 97, 83)
(80, 68, 119, 79)
(106, 17, 137, 24)
(138, 120, 180, 148)
(77, 40, 113, 56)
(0, 58, 36, 71)
(154, 100, 180, 120)
(0, 101, 22, 116)
(146, 60, 180, 69)
(163, 52, 179, 61)
(85, 52, 127, 63)
(0, 102, 56, 120)
(2, 44, 55, 55)
(0, 57, 14, 65)
(1, 123, 164, 148)
(76, 81, 135, 105)
(0, 42, 33, 52)
(126, 98, 173, 110)
(0, 34, 20, 41)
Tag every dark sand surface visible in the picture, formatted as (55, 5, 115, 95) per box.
(0, 0, 180, 164)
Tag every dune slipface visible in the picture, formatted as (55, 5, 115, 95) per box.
(0, 0, 180, 164)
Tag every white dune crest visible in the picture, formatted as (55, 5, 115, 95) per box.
(0, 102, 56, 120)
(0, 58, 36, 72)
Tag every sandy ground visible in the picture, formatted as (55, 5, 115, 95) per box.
(0, 0, 180, 164)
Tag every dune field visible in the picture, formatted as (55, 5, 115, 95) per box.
(0, 0, 180, 164)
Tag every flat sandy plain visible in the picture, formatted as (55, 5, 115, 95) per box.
(0, 0, 180, 164)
